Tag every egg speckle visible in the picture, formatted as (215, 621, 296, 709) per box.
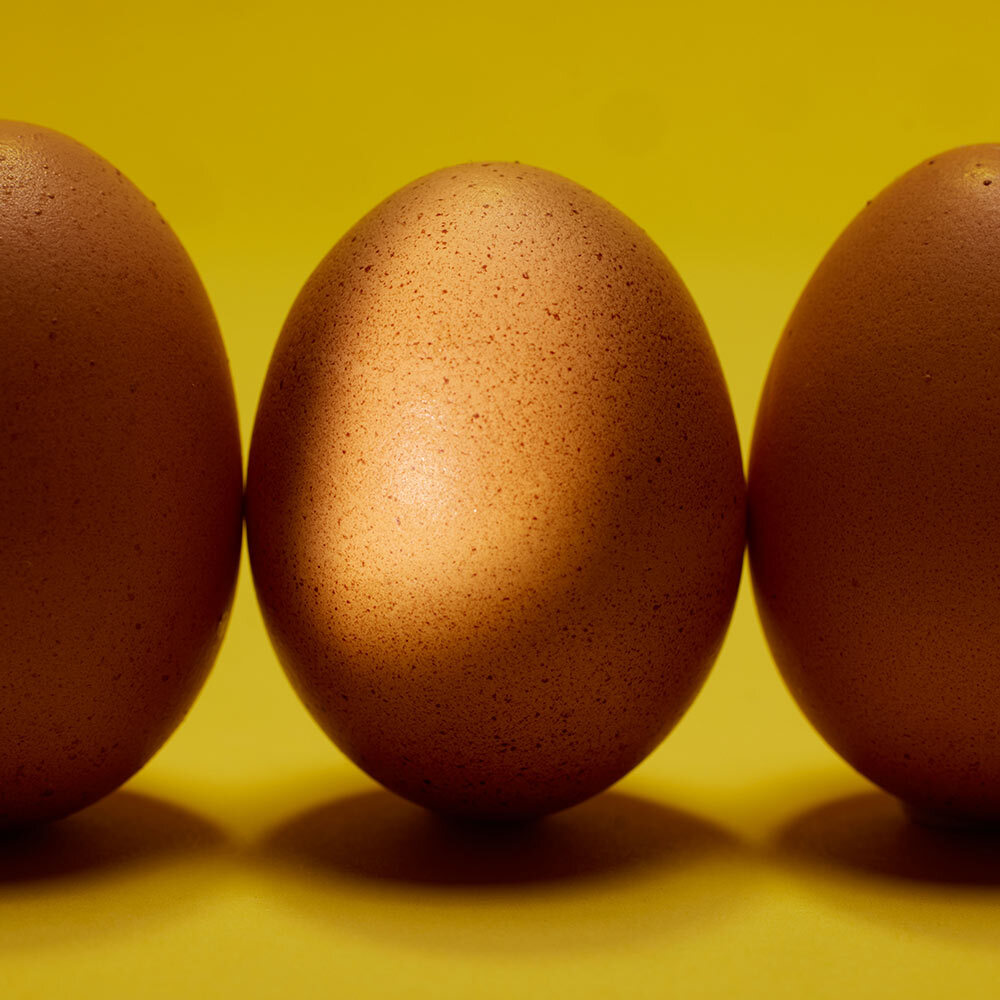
(247, 162, 744, 820)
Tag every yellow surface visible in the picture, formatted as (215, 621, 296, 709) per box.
(4, 1, 1000, 996)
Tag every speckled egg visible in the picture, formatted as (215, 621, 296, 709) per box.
(246, 162, 745, 820)
(0, 122, 242, 827)
(749, 145, 1000, 825)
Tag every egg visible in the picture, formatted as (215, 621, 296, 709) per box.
(0, 122, 242, 827)
(749, 146, 1000, 825)
(246, 162, 745, 820)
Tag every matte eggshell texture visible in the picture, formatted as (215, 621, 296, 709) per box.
(247, 162, 745, 820)
(749, 146, 1000, 822)
(0, 123, 242, 828)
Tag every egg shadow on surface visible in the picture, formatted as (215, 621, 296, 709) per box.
(255, 787, 755, 952)
(0, 789, 226, 885)
(772, 790, 1000, 947)
(0, 790, 231, 950)
(262, 786, 732, 886)
(776, 791, 1000, 886)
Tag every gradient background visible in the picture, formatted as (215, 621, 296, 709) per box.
(4, 1, 1000, 996)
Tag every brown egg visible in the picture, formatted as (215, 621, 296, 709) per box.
(749, 145, 1000, 825)
(246, 162, 745, 820)
(0, 122, 242, 827)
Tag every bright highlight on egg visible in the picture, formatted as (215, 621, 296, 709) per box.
(246, 162, 745, 820)
(749, 145, 1000, 826)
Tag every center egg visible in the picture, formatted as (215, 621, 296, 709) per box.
(245, 162, 745, 819)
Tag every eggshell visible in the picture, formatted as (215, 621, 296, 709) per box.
(0, 122, 242, 827)
(246, 162, 745, 820)
(749, 145, 1000, 823)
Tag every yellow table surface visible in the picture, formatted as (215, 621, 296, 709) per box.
(5, 2, 1000, 995)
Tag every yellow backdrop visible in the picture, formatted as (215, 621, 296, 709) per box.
(4, 1, 999, 996)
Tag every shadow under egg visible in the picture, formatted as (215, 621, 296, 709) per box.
(0, 789, 227, 884)
(0, 789, 231, 949)
(261, 787, 731, 885)
(771, 790, 1000, 947)
(255, 787, 755, 952)
(777, 791, 1000, 886)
